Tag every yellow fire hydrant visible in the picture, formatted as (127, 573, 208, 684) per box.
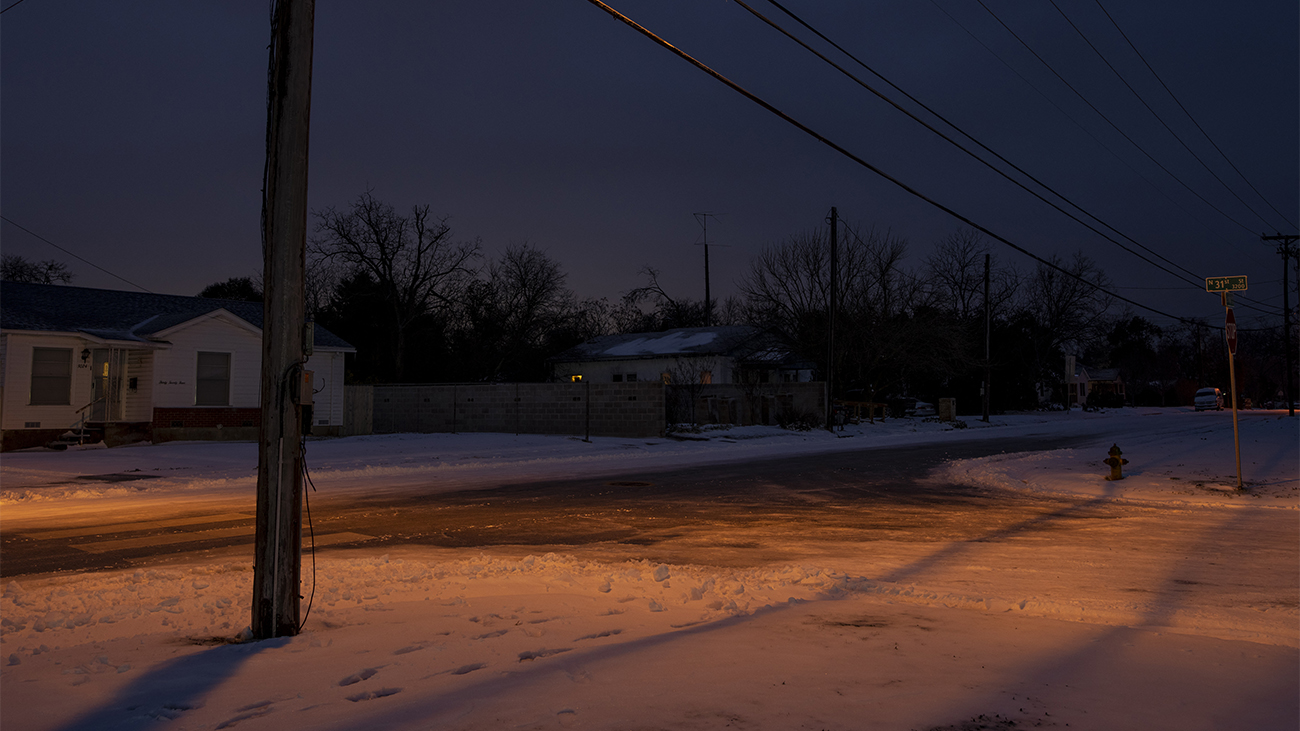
(1103, 444, 1128, 481)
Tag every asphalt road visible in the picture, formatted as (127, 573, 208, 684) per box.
(2, 433, 1104, 577)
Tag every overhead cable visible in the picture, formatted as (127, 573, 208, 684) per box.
(581, 0, 1242, 330)
(0, 215, 155, 293)
(1093, 0, 1297, 230)
(1047, 0, 1284, 232)
(738, 0, 1277, 317)
(971, 0, 1263, 236)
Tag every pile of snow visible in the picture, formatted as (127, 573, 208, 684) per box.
(936, 409, 1298, 509)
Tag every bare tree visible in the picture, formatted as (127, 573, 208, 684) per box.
(458, 244, 579, 380)
(739, 224, 953, 404)
(1021, 251, 1114, 356)
(312, 192, 479, 380)
(924, 228, 1020, 320)
(198, 276, 262, 301)
(1, 255, 73, 284)
(665, 356, 716, 427)
(620, 267, 709, 332)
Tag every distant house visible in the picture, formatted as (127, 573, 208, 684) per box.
(1067, 364, 1126, 407)
(0, 282, 354, 451)
(549, 326, 813, 385)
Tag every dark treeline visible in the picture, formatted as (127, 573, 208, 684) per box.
(196, 193, 1296, 411)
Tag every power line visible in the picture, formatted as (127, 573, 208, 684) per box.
(581, 0, 1235, 330)
(1094, 0, 1297, 230)
(0, 0, 30, 15)
(0, 215, 154, 293)
(737, 0, 1278, 318)
(971, 0, 1263, 236)
(923, 0, 1238, 252)
(1046, 0, 1284, 233)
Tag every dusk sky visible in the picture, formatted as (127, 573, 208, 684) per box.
(2, 0, 1296, 330)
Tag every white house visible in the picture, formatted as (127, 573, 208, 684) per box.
(549, 326, 814, 385)
(1066, 363, 1126, 408)
(0, 282, 354, 451)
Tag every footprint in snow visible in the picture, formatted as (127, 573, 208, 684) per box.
(574, 629, 622, 641)
(473, 629, 508, 640)
(518, 648, 572, 662)
(215, 702, 273, 728)
(451, 663, 487, 675)
(393, 642, 432, 655)
(338, 668, 379, 686)
(345, 687, 402, 702)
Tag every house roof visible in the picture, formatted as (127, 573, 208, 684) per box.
(551, 326, 805, 366)
(0, 281, 353, 350)
(1088, 368, 1122, 382)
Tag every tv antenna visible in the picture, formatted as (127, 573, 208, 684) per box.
(693, 212, 728, 326)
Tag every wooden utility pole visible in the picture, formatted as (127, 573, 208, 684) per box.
(1262, 233, 1297, 417)
(982, 253, 990, 423)
(254, 0, 314, 640)
(825, 207, 838, 432)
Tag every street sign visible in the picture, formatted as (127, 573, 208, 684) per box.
(1225, 308, 1237, 355)
(1206, 275, 1248, 292)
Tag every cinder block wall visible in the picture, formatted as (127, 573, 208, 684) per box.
(367, 382, 665, 438)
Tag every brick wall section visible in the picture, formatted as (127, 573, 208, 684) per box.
(153, 407, 261, 429)
(370, 382, 665, 438)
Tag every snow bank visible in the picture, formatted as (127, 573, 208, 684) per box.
(936, 410, 1298, 509)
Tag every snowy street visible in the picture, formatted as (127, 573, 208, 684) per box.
(1, 408, 1296, 729)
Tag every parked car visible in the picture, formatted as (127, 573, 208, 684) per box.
(913, 400, 937, 417)
(1193, 387, 1224, 411)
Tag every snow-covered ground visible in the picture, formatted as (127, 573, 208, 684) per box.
(1, 408, 1296, 730)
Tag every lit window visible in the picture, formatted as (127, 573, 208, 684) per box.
(30, 347, 71, 405)
(569, 374, 583, 383)
(196, 352, 231, 406)
(700, 370, 712, 384)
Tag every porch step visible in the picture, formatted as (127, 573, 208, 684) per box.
(46, 429, 98, 451)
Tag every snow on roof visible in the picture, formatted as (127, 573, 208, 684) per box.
(0, 281, 353, 350)
(551, 326, 793, 363)
(600, 330, 718, 357)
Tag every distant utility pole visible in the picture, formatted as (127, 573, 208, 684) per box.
(825, 207, 838, 432)
(694, 213, 717, 327)
(982, 253, 990, 423)
(1262, 233, 1297, 417)
(254, 0, 314, 640)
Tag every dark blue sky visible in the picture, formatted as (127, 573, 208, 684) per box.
(3, 1, 1296, 329)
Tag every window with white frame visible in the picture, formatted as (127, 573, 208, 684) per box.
(195, 352, 231, 406)
(30, 347, 72, 405)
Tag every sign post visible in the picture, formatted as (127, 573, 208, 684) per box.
(1224, 307, 1242, 488)
(1207, 277, 1245, 489)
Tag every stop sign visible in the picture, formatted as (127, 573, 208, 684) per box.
(1225, 308, 1237, 355)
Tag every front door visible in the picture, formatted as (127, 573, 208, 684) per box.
(89, 348, 126, 422)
